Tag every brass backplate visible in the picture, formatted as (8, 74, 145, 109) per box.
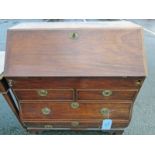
(71, 121, 79, 127)
(37, 89, 48, 96)
(41, 107, 51, 115)
(102, 89, 112, 97)
(69, 32, 79, 40)
(71, 102, 79, 109)
(136, 80, 142, 86)
(100, 108, 109, 116)
(44, 125, 53, 128)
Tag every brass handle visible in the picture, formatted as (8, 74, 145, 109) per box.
(102, 90, 112, 97)
(41, 107, 51, 115)
(69, 32, 79, 40)
(37, 89, 48, 96)
(100, 108, 109, 116)
(44, 125, 53, 128)
(8, 79, 13, 87)
(71, 102, 79, 109)
(136, 80, 142, 86)
(71, 121, 79, 127)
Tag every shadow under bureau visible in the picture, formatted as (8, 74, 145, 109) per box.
(0, 21, 147, 134)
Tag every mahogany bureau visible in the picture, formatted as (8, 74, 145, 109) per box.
(0, 21, 147, 134)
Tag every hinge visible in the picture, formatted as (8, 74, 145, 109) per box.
(0, 72, 4, 80)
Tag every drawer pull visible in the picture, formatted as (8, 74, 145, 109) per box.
(102, 90, 112, 97)
(37, 89, 48, 96)
(136, 80, 142, 86)
(71, 121, 79, 127)
(69, 32, 79, 40)
(71, 102, 79, 109)
(100, 108, 109, 116)
(8, 79, 14, 87)
(41, 107, 51, 115)
(44, 125, 53, 128)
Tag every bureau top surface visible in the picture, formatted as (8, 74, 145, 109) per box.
(4, 21, 147, 77)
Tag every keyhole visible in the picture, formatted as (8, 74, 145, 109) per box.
(69, 32, 78, 40)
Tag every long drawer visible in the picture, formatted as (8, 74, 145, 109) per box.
(24, 119, 129, 129)
(20, 101, 131, 120)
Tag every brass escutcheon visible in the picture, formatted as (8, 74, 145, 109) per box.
(100, 108, 109, 116)
(102, 89, 112, 97)
(71, 102, 79, 109)
(44, 125, 53, 128)
(69, 32, 79, 40)
(41, 107, 51, 115)
(37, 89, 48, 96)
(71, 121, 79, 127)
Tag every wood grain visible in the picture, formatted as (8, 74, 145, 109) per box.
(4, 22, 146, 77)
(77, 89, 137, 101)
(3, 22, 147, 132)
(20, 101, 131, 120)
(6, 77, 144, 89)
(14, 89, 74, 101)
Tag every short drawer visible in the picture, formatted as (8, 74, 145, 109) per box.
(24, 119, 129, 129)
(77, 89, 137, 101)
(14, 89, 74, 101)
(20, 101, 131, 120)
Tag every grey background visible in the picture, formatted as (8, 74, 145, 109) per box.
(0, 19, 154, 134)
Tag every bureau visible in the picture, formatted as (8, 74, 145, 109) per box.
(0, 21, 147, 134)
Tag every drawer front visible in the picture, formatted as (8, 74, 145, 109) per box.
(14, 89, 74, 101)
(24, 119, 129, 129)
(7, 77, 144, 89)
(77, 89, 137, 101)
(20, 101, 131, 120)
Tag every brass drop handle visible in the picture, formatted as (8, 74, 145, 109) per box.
(69, 32, 79, 40)
(44, 125, 53, 128)
(37, 89, 48, 96)
(100, 108, 110, 116)
(41, 107, 51, 115)
(70, 102, 79, 109)
(102, 90, 112, 97)
(136, 80, 142, 86)
(8, 79, 14, 87)
(71, 121, 79, 127)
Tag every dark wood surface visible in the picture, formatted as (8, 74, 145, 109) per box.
(4, 22, 147, 77)
(6, 76, 144, 132)
(13, 88, 137, 101)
